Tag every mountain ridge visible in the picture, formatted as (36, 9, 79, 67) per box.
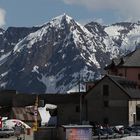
(0, 14, 139, 93)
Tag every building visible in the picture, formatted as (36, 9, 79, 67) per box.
(0, 90, 16, 117)
(105, 48, 140, 88)
(85, 75, 140, 126)
(0, 91, 83, 126)
(38, 93, 83, 125)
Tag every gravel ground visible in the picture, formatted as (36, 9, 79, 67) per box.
(99, 136, 140, 140)
(1, 133, 33, 140)
(110, 136, 140, 140)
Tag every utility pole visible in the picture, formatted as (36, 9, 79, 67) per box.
(80, 93, 82, 125)
(78, 72, 81, 93)
(33, 94, 38, 131)
(78, 72, 82, 124)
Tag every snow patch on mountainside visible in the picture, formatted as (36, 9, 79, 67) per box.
(105, 25, 124, 36)
(38, 75, 57, 93)
(1, 82, 7, 88)
(121, 25, 140, 51)
(50, 13, 73, 28)
(0, 51, 11, 65)
(32, 65, 39, 73)
(1, 14, 140, 93)
(1, 71, 8, 77)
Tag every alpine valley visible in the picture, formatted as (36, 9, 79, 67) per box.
(0, 14, 140, 93)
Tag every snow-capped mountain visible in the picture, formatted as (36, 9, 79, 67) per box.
(0, 14, 140, 93)
(0, 26, 41, 55)
(104, 22, 140, 53)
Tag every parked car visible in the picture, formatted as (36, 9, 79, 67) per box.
(112, 125, 124, 134)
(103, 127, 114, 135)
(0, 128, 14, 138)
(131, 123, 140, 129)
(94, 128, 108, 136)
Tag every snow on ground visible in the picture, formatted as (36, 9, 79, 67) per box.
(44, 104, 57, 109)
(116, 136, 140, 140)
(38, 104, 57, 126)
(38, 108, 51, 126)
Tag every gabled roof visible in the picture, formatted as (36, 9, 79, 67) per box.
(108, 75, 140, 99)
(86, 75, 140, 99)
(105, 48, 140, 69)
(121, 48, 140, 67)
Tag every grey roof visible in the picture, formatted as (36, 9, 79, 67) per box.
(122, 48, 140, 67)
(105, 48, 140, 69)
(108, 75, 140, 99)
(125, 88, 140, 99)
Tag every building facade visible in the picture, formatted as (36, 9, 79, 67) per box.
(105, 48, 140, 87)
(85, 75, 140, 126)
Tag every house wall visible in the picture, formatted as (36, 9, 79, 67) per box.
(85, 77, 129, 126)
(57, 103, 80, 125)
(34, 127, 57, 140)
(128, 100, 140, 126)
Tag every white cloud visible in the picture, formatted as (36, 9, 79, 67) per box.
(0, 8, 6, 27)
(94, 18, 104, 24)
(62, 0, 140, 21)
(78, 18, 93, 25)
(78, 18, 104, 25)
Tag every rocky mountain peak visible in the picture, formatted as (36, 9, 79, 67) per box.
(0, 14, 140, 93)
(52, 13, 73, 23)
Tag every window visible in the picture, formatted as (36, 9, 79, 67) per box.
(104, 101, 109, 107)
(75, 105, 80, 113)
(103, 85, 109, 96)
(138, 74, 140, 80)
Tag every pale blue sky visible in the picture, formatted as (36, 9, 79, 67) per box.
(0, 0, 139, 28)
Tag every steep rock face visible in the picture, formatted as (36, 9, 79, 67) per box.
(0, 14, 140, 93)
(104, 22, 140, 53)
(85, 22, 120, 59)
(0, 14, 113, 93)
(85, 21, 140, 56)
(0, 26, 41, 55)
